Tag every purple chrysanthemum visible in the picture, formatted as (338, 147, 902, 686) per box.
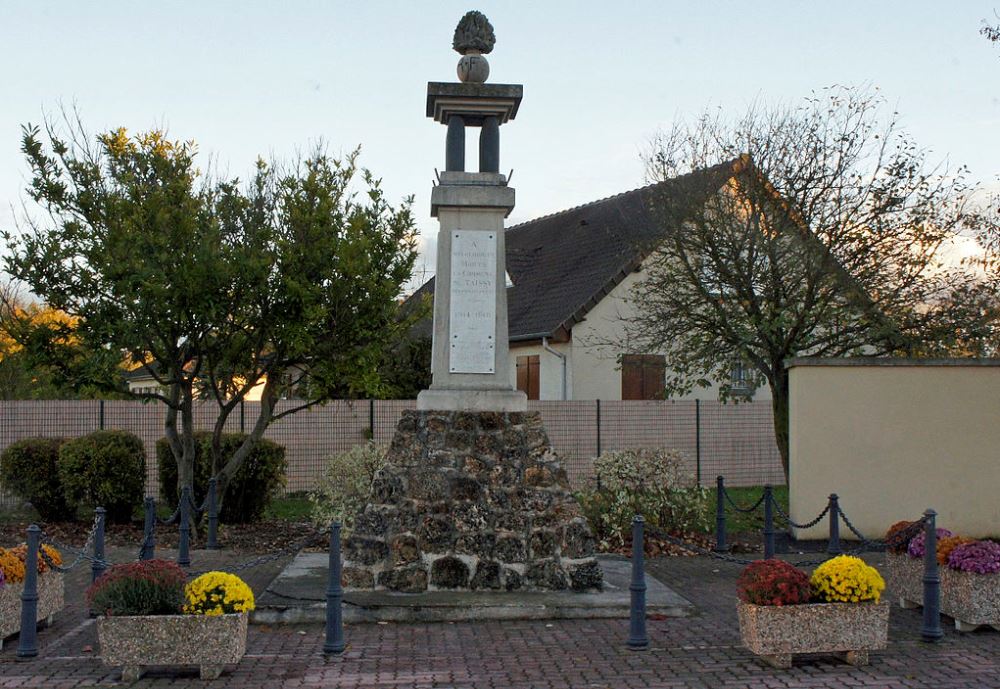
(0, 563, 5, 589)
(947, 540, 1000, 574)
(907, 528, 954, 558)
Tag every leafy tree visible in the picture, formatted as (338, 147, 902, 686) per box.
(0, 285, 122, 399)
(4, 119, 419, 506)
(625, 86, 994, 477)
(377, 334, 431, 399)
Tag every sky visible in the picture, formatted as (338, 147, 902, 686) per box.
(1, 1, 997, 285)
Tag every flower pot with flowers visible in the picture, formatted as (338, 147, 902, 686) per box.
(884, 521, 1000, 631)
(736, 556, 889, 669)
(90, 560, 254, 681)
(0, 544, 65, 648)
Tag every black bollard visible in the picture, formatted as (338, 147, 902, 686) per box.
(324, 522, 346, 655)
(763, 486, 775, 560)
(826, 494, 842, 555)
(627, 515, 649, 651)
(714, 475, 727, 552)
(141, 497, 156, 561)
(91, 507, 107, 583)
(921, 509, 943, 642)
(206, 477, 220, 550)
(16, 525, 40, 659)
(178, 486, 192, 568)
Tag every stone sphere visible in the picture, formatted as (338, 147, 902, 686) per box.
(457, 54, 489, 83)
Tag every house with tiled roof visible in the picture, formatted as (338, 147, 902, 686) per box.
(410, 159, 772, 401)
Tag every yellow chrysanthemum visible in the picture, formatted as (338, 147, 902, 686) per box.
(810, 555, 884, 604)
(183, 571, 255, 615)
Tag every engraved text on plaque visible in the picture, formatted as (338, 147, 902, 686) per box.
(449, 230, 497, 373)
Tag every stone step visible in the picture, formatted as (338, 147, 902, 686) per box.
(253, 554, 694, 624)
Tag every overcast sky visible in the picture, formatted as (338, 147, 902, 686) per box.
(1, 1, 997, 285)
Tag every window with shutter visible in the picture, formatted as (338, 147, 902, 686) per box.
(621, 354, 666, 400)
(516, 355, 540, 400)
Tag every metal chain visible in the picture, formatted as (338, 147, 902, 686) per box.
(644, 523, 756, 565)
(188, 489, 207, 517)
(722, 486, 767, 514)
(227, 526, 329, 573)
(135, 521, 156, 561)
(157, 502, 183, 526)
(36, 513, 103, 573)
(771, 499, 831, 530)
(178, 525, 329, 580)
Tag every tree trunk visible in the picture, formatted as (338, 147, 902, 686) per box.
(770, 366, 790, 481)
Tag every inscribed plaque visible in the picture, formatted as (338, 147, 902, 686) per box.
(449, 230, 497, 373)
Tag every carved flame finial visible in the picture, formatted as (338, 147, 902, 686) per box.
(453, 11, 495, 83)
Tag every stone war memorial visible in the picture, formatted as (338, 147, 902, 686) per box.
(341, 11, 603, 594)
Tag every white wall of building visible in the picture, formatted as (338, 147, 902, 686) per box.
(559, 269, 771, 402)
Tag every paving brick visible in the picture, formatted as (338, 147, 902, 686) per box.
(1, 548, 998, 687)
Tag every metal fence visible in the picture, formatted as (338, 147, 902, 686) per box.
(0, 398, 783, 508)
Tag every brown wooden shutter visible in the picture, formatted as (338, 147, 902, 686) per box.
(516, 355, 540, 400)
(622, 354, 666, 400)
(621, 355, 643, 400)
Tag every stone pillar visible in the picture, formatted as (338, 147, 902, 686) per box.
(479, 116, 499, 173)
(445, 115, 465, 172)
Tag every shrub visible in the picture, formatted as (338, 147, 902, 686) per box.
(0, 548, 25, 584)
(310, 442, 386, 535)
(0, 438, 73, 520)
(947, 540, 1000, 574)
(810, 555, 885, 603)
(575, 448, 710, 547)
(907, 528, 954, 559)
(157, 433, 287, 524)
(884, 520, 918, 555)
(737, 560, 812, 606)
(183, 571, 255, 615)
(937, 535, 975, 566)
(86, 559, 186, 616)
(58, 430, 145, 523)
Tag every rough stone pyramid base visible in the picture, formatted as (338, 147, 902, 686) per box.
(343, 410, 603, 593)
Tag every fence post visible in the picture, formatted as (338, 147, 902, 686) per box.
(368, 399, 375, 441)
(240, 399, 246, 433)
(178, 486, 192, 568)
(627, 515, 649, 650)
(16, 524, 40, 659)
(695, 399, 701, 485)
(91, 507, 107, 583)
(714, 475, 727, 552)
(98, 398, 105, 430)
(206, 478, 220, 550)
(595, 399, 602, 458)
(763, 485, 775, 560)
(141, 498, 156, 560)
(826, 494, 842, 555)
(921, 509, 943, 642)
(324, 522, 346, 655)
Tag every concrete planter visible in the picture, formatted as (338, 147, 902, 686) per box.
(97, 612, 248, 681)
(737, 599, 889, 669)
(886, 552, 1000, 631)
(0, 572, 65, 649)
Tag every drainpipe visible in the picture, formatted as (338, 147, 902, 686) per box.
(542, 337, 567, 400)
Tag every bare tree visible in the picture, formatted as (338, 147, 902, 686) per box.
(626, 86, 994, 477)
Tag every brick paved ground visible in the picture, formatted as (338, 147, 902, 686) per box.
(2, 548, 998, 688)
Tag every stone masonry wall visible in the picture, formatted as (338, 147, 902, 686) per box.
(343, 410, 602, 592)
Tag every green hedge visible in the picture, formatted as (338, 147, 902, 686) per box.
(57, 430, 146, 523)
(0, 437, 73, 520)
(157, 433, 286, 523)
